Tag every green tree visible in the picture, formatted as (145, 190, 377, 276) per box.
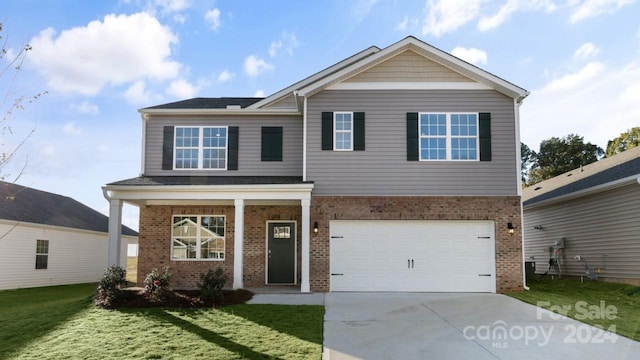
(606, 127, 640, 157)
(520, 142, 536, 185)
(527, 134, 603, 186)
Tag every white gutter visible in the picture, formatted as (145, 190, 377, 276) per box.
(303, 96, 308, 182)
(524, 174, 640, 210)
(138, 108, 301, 116)
(514, 99, 529, 291)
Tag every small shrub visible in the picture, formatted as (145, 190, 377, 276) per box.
(95, 265, 127, 308)
(144, 267, 172, 302)
(198, 267, 228, 304)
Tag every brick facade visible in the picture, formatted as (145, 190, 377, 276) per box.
(137, 196, 523, 293)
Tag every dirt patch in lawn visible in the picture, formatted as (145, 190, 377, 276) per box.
(108, 288, 254, 309)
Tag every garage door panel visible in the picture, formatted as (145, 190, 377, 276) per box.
(330, 220, 495, 292)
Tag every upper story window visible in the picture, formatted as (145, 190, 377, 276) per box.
(419, 113, 478, 161)
(334, 112, 353, 151)
(174, 126, 227, 170)
(172, 215, 225, 261)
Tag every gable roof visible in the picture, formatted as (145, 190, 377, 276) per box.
(142, 97, 263, 110)
(0, 181, 138, 236)
(523, 146, 640, 207)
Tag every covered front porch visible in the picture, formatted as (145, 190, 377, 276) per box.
(102, 176, 314, 292)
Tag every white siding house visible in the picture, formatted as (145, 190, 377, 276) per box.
(0, 182, 137, 290)
(522, 147, 640, 285)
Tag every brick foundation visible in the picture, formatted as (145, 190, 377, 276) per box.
(137, 196, 523, 293)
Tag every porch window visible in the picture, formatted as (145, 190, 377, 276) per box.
(171, 215, 225, 260)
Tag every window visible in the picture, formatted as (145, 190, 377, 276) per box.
(419, 113, 478, 161)
(35, 239, 49, 269)
(172, 215, 225, 260)
(334, 112, 353, 151)
(174, 126, 227, 169)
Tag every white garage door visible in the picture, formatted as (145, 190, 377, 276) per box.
(330, 220, 495, 292)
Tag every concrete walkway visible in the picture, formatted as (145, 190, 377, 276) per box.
(323, 292, 640, 360)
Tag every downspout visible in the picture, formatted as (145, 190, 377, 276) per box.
(302, 94, 308, 182)
(515, 98, 529, 291)
(102, 188, 112, 202)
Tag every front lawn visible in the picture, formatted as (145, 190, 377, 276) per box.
(507, 278, 640, 341)
(0, 284, 324, 359)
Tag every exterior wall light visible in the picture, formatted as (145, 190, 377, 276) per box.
(313, 221, 319, 234)
(507, 222, 515, 236)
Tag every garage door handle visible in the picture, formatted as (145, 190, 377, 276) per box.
(331, 236, 344, 239)
(478, 274, 492, 277)
(477, 236, 491, 239)
(331, 273, 344, 276)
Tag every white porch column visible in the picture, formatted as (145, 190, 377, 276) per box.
(233, 199, 245, 289)
(107, 199, 123, 267)
(301, 199, 311, 293)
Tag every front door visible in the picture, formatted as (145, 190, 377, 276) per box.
(267, 222, 296, 284)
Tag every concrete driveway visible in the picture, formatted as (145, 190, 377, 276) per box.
(323, 292, 640, 359)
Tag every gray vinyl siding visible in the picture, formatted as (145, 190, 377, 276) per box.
(144, 115, 302, 176)
(523, 184, 640, 282)
(306, 89, 518, 196)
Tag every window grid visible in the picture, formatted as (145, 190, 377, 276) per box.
(419, 113, 479, 161)
(172, 215, 225, 261)
(174, 126, 228, 170)
(334, 112, 353, 151)
(35, 239, 49, 270)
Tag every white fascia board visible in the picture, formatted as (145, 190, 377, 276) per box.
(325, 82, 492, 91)
(0, 219, 134, 238)
(297, 36, 529, 101)
(103, 183, 314, 202)
(524, 174, 640, 210)
(139, 108, 301, 116)
(248, 46, 380, 109)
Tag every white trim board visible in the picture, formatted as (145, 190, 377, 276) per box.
(326, 82, 492, 91)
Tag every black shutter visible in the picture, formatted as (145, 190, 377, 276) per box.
(479, 113, 491, 162)
(228, 126, 239, 170)
(162, 126, 174, 170)
(406, 113, 419, 161)
(354, 112, 365, 151)
(321, 112, 333, 150)
(261, 127, 283, 161)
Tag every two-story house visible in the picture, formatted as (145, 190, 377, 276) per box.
(103, 36, 528, 293)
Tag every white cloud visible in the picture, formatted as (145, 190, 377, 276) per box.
(396, 16, 410, 30)
(205, 8, 221, 30)
(62, 122, 81, 135)
(521, 60, 640, 151)
(124, 80, 152, 105)
(217, 70, 235, 82)
(166, 78, 198, 99)
(244, 55, 273, 77)
(478, 0, 556, 31)
(28, 12, 181, 96)
(451, 47, 488, 65)
(268, 31, 300, 58)
(69, 101, 99, 115)
(153, 0, 191, 13)
(253, 90, 265, 97)
(544, 62, 604, 93)
(573, 42, 600, 60)
(173, 14, 188, 24)
(569, 0, 635, 23)
(422, 0, 483, 37)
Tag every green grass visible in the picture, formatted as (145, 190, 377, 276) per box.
(507, 278, 640, 341)
(0, 284, 324, 359)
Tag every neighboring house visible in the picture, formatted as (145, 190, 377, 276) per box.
(0, 181, 137, 290)
(104, 36, 528, 293)
(522, 146, 640, 285)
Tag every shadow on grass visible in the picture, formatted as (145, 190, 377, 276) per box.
(219, 304, 324, 345)
(142, 309, 280, 360)
(0, 284, 95, 359)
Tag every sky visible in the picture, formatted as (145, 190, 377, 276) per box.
(1, 0, 639, 231)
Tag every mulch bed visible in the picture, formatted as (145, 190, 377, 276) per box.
(109, 288, 254, 309)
